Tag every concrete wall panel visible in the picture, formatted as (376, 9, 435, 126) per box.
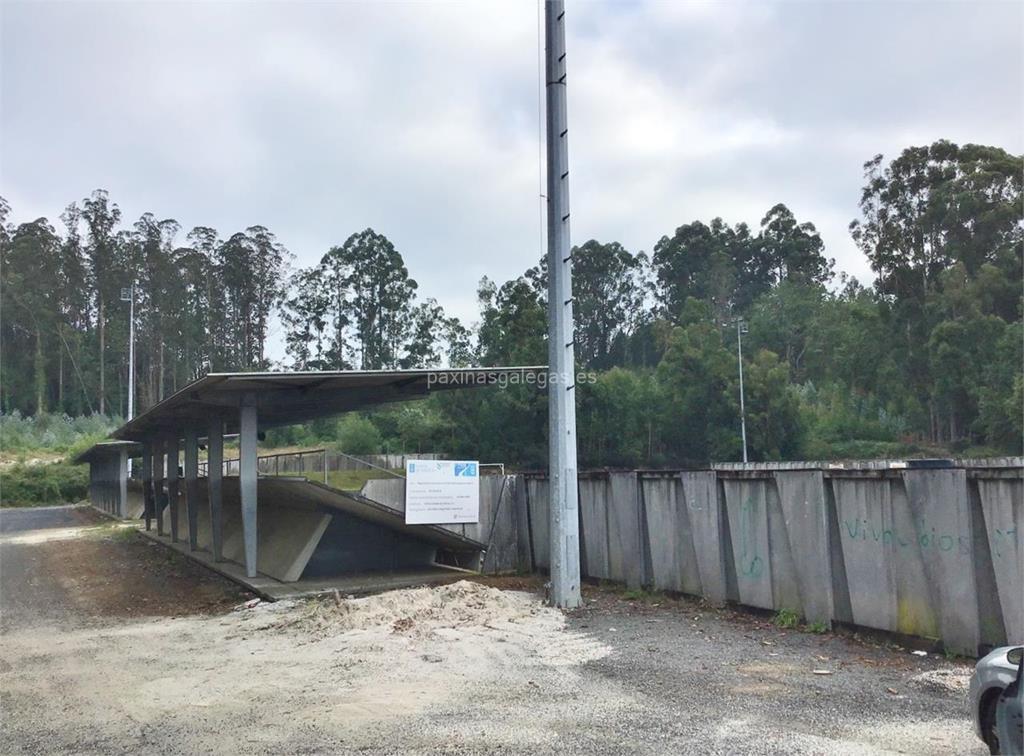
(722, 479, 775, 610)
(976, 477, 1024, 644)
(903, 469, 979, 654)
(512, 477, 533, 572)
(526, 478, 550, 571)
(607, 472, 644, 589)
(477, 476, 519, 573)
(775, 471, 833, 625)
(578, 477, 610, 580)
(641, 476, 703, 595)
(681, 471, 727, 604)
(765, 479, 802, 615)
(832, 477, 900, 634)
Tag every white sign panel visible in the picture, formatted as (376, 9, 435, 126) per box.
(405, 460, 480, 525)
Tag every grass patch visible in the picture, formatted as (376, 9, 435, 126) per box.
(806, 620, 829, 634)
(0, 462, 88, 507)
(772, 608, 801, 629)
(277, 468, 404, 491)
(620, 587, 665, 603)
(107, 524, 139, 541)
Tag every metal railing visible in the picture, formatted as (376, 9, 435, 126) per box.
(197, 449, 505, 488)
(199, 448, 329, 484)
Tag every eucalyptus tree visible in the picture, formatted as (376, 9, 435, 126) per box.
(849, 140, 1023, 442)
(217, 227, 289, 369)
(2, 219, 62, 412)
(756, 204, 834, 287)
(282, 267, 330, 369)
(651, 218, 757, 322)
(185, 226, 223, 370)
(526, 240, 648, 369)
(56, 203, 90, 412)
(336, 229, 416, 369)
(81, 189, 122, 413)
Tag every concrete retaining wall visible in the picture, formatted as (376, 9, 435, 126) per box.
(144, 455, 1017, 654)
(87, 450, 128, 517)
(510, 460, 1022, 655)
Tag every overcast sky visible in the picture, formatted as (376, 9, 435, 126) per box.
(3, 1, 1022, 361)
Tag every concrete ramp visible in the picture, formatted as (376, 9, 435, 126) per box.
(157, 476, 483, 585)
(160, 480, 331, 582)
(281, 479, 485, 555)
(126, 480, 145, 520)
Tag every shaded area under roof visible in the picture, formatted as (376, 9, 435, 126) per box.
(111, 367, 547, 442)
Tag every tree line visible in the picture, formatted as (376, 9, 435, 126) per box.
(2, 139, 1021, 466)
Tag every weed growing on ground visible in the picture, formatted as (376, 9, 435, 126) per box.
(806, 621, 829, 634)
(773, 608, 801, 629)
(620, 588, 665, 603)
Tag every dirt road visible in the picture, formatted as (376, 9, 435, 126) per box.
(0, 505, 984, 755)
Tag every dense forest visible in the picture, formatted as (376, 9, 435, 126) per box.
(2, 139, 1021, 468)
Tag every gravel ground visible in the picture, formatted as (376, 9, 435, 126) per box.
(0, 505, 984, 755)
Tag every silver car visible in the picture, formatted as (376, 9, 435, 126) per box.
(970, 645, 1023, 754)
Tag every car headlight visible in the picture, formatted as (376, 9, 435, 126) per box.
(1008, 647, 1023, 665)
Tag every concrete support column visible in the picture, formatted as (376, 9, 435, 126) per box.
(142, 442, 154, 531)
(207, 416, 225, 562)
(239, 395, 259, 577)
(116, 449, 129, 518)
(153, 438, 166, 536)
(184, 428, 200, 551)
(167, 436, 180, 543)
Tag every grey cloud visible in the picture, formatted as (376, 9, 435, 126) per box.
(2, 0, 1020, 361)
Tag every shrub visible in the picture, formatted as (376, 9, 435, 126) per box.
(0, 462, 89, 507)
(0, 412, 118, 454)
(333, 414, 383, 455)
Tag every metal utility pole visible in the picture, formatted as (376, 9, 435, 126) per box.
(735, 319, 748, 464)
(544, 0, 582, 609)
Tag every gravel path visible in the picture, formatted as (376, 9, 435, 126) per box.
(0, 505, 984, 755)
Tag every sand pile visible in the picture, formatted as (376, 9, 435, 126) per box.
(233, 579, 610, 674)
(265, 580, 550, 638)
(907, 668, 971, 695)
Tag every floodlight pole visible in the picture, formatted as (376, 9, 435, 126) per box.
(735, 319, 748, 464)
(128, 286, 135, 422)
(544, 0, 582, 609)
(122, 285, 136, 476)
